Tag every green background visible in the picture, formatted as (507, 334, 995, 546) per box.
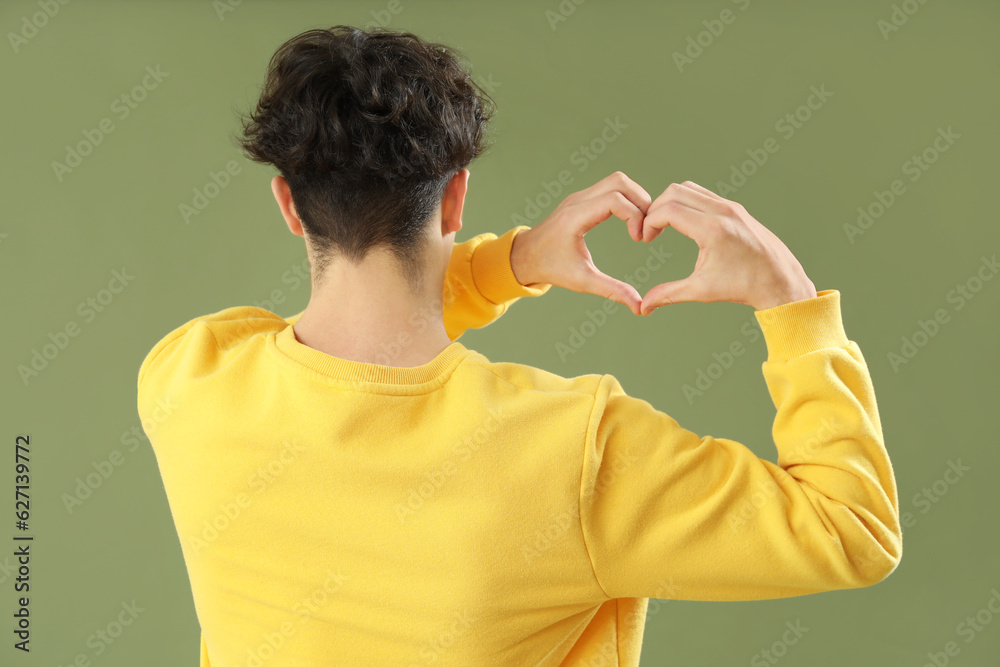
(3, 0, 998, 664)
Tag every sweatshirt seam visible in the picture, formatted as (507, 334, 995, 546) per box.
(579, 374, 614, 600)
(459, 359, 611, 600)
(138, 307, 284, 390)
(137, 321, 209, 393)
(614, 598, 623, 665)
(203, 321, 222, 350)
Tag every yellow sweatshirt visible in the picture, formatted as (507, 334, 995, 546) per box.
(136, 225, 902, 667)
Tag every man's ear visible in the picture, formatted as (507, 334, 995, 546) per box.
(440, 169, 469, 236)
(271, 176, 304, 237)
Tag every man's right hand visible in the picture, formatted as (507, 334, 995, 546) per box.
(638, 181, 817, 314)
(510, 171, 652, 316)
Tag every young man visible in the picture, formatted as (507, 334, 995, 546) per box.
(137, 25, 901, 666)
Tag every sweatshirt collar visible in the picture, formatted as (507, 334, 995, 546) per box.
(270, 324, 471, 389)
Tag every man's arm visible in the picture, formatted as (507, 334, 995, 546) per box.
(577, 181, 900, 600)
(440, 225, 551, 340)
(452, 171, 660, 331)
(580, 290, 901, 600)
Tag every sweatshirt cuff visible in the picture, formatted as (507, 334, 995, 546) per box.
(470, 226, 552, 305)
(754, 289, 850, 362)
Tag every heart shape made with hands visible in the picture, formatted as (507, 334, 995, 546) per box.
(514, 176, 757, 316)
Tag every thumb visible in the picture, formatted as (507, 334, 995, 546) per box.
(578, 268, 642, 316)
(640, 276, 701, 315)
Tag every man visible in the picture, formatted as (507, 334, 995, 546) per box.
(137, 25, 901, 666)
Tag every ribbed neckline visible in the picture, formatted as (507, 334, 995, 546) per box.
(270, 323, 471, 388)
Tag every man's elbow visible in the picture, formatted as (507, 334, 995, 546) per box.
(847, 528, 903, 588)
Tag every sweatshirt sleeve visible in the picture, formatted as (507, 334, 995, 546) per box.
(282, 226, 551, 337)
(441, 225, 551, 341)
(578, 289, 902, 601)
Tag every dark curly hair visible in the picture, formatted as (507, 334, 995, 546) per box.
(235, 26, 496, 285)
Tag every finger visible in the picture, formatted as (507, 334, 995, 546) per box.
(648, 182, 731, 218)
(581, 172, 652, 241)
(577, 267, 643, 316)
(677, 180, 726, 202)
(640, 199, 708, 244)
(585, 172, 653, 214)
(640, 275, 702, 315)
(577, 191, 645, 240)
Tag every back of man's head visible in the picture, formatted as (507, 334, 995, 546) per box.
(237, 25, 495, 283)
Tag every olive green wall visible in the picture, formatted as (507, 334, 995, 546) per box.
(2, 1, 997, 664)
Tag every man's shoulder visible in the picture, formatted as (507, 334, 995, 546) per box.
(138, 305, 288, 390)
(460, 352, 608, 398)
(192, 306, 291, 348)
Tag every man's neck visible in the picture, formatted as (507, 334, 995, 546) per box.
(292, 305, 453, 368)
(290, 257, 453, 368)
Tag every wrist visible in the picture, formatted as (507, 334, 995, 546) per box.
(510, 228, 536, 286)
(754, 281, 817, 311)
